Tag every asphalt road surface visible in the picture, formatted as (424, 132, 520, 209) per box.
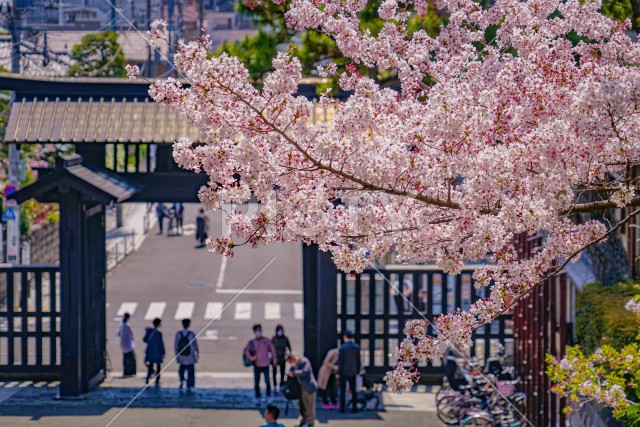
(106, 203, 304, 378)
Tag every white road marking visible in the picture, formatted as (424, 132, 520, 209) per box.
(116, 302, 137, 318)
(144, 302, 166, 320)
(204, 302, 224, 320)
(216, 289, 302, 295)
(110, 371, 253, 379)
(294, 303, 303, 320)
(174, 302, 195, 320)
(234, 302, 252, 320)
(264, 302, 281, 320)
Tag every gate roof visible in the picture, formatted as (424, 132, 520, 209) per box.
(5, 96, 202, 144)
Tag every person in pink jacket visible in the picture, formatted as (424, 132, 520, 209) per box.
(245, 324, 277, 406)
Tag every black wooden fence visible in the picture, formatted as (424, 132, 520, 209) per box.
(337, 266, 514, 381)
(0, 265, 60, 379)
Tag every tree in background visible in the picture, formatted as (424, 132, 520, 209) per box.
(68, 31, 127, 78)
(218, 0, 446, 86)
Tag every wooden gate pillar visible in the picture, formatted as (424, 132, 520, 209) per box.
(59, 189, 84, 397)
(302, 244, 338, 373)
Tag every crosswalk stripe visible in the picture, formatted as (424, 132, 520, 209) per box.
(204, 302, 224, 320)
(294, 303, 303, 320)
(174, 302, 195, 320)
(116, 302, 137, 318)
(264, 302, 281, 320)
(145, 302, 166, 320)
(235, 302, 252, 320)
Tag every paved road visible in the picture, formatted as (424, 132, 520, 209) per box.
(106, 203, 303, 376)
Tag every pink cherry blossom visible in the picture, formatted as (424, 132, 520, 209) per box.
(146, 0, 640, 392)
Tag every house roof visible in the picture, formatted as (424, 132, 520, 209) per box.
(4, 96, 202, 144)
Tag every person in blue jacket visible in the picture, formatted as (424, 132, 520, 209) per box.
(143, 317, 165, 386)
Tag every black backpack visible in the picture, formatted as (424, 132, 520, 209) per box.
(177, 331, 191, 356)
(282, 377, 301, 400)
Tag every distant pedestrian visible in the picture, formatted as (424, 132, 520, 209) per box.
(118, 312, 136, 377)
(271, 324, 291, 395)
(287, 353, 318, 427)
(143, 318, 165, 386)
(175, 318, 199, 392)
(195, 208, 209, 247)
(337, 330, 361, 413)
(244, 324, 277, 406)
(260, 404, 285, 427)
(173, 203, 184, 235)
(417, 289, 427, 312)
(318, 347, 339, 409)
(156, 203, 169, 234)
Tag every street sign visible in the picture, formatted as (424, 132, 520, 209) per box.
(3, 184, 16, 197)
(2, 206, 15, 221)
(5, 198, 19, 263)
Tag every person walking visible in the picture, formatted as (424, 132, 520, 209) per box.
(287, 353, 318, 427)
(271, 324, 291, 395)
(337, 330, 361, 413)
(143, 318, 165, 386)
(195, 208, 209, 247)
(118, 312, 136, 377)
(317, 347, 339, 409)
(175, 318, 199, 392)
(156, 203, 169, 235)
(245, 324, 277, 406)
(173, 203, 184, 235)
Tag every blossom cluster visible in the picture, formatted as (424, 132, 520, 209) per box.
(547, 344, 640, 417)
(142, 0, 640, 393)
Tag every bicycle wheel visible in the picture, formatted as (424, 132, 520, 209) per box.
(460, 413, 494, 426)
(436, 395, 465, 425)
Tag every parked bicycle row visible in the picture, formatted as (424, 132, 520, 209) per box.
(436, 347, 526, 426)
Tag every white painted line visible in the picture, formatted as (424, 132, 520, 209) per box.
(294, 303, 303, 320)
(34, 381, 47, 388)
(110, 371, 254, 379)
(174, 302, 195, 320)
(144, 302, 166, 320)
(5, 382, 18, 388)
(19, 381, 32, 388)
(216, 289, 303, 295)
(204, 302, 224, 320)
(234, 302, 252, 320)
(264, 302, 281, 320)
(116, 302, 137, 318)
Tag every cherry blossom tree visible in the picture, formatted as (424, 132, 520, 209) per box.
(132, 0, 640, 390)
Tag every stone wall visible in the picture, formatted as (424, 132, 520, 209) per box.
(25, 222, 59, 265)
(569, 402, 624, 427)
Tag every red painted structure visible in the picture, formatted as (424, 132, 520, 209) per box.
(514, 234, 572, 426)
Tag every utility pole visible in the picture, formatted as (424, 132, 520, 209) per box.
(3, 0, 20, 263)
(167, 0, 174, 75)
(110, 0, 116, 30)
(131, 0, 135, 28)
(146, 0, 152, 77)
(199, 0, 204, 36)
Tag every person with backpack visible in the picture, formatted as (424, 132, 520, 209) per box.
(287, 353, 318, 427)
(271, 324, 291, 395)
(175, 318, 199, 392)
(143, 318, 165, 386)
(118, 312, 136, 377)
(244, 324, 277, 406)
(337, 330, 361, 413)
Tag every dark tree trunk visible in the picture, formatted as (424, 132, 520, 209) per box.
(585, 232, 630, 286)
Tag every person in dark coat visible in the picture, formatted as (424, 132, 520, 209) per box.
(156, 203, 169, 234)
(173, 203, 184, 235)
(143, 317, 165, 386)
(195, 208, 209, 247)
(271, 324, 292, 394)
(337, 330, 361, 413)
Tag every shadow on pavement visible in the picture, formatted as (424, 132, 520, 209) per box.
(0, 386, 387, 422)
